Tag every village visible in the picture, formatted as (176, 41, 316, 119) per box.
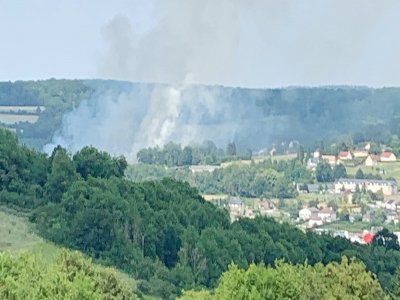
(220, 142, 400, 245)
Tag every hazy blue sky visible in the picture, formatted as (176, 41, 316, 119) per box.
(1, 0, 400, 87)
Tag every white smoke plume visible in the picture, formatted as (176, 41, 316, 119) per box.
(45, 1, 399, 160)
(45, 83, 247, 162)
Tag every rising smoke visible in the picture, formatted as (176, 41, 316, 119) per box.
(45, 83, 265, 162)
(45, 1, 399, 161)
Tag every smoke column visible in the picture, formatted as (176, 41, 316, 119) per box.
(45, 1, 399, 160)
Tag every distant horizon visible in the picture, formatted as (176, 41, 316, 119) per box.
(0, 77, 397, 90)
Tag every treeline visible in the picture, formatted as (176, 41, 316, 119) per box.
(1, 80, 95, 149)
(315, 161, 390, 183)
(4, 80, 400, 152)
(127, 159, 313, 198)
(2, 128, 400, 299)
(180, 258, 388, 299)
(137, 141, 249, 166)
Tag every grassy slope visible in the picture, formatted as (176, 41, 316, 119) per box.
(346, 161, 400, 183)
(0, 209, 138, 291)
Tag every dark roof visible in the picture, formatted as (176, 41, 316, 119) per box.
(228, 197, 243, 205)
(307, 184, 320, 193)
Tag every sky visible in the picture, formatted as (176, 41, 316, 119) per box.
(1, 0, 400, 88)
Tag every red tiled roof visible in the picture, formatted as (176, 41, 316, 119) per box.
(381, 151, 394, 158)
(339, 151, 350, 157)
(362, 232, 374, 244)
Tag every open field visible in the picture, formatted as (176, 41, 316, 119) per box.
(319, 221, 371, 233)
(272, 153, 297, 161)
(346, 161, 400, 183)
(221, 160, 252, 168)
(221, 153, 297, 168)
(202, 194, 229, 201)
(0, 105, 45, 113)
(251, 153, 297, 163)
(0, 113, 39, 124)
(0, 210, 43, 253)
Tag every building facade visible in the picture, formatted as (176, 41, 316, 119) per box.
(335, 178, 397, 196)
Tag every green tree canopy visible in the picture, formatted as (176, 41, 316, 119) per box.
(0, 250, 137, 299)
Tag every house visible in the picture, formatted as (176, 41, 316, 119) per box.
(364, 143, 371, 151)
(318, 208, 337, 222)
(307, 157, 319, 171)
(313, 150, 321, 159)
(362, 212, 373, 223)
(228, 197, 245, 222)
(258, 200, 275, 215)
(386, 211, 399, 224)
(321, 155, 337, 166)
(299, 207, 319, 221)
(339, 151, 353, 161)
(334, 178, 398, 196)
(353, 150, 369, 158)
(380, 151, 397, 162)
(307, 184, 322, 194)
(228, 197, 244, 210)
(296, 183, 309, 193)
(349, 233, 364, 244)
(384, 200, 400, 211)
(365, 154, 379, 167)
(308, 216, 323, 228)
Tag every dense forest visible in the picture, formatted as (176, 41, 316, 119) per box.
(2, 80, 400, 154)
(1, 128, 400, 299)
(127, 159, 307, 198)
(136, 141, 247, 166)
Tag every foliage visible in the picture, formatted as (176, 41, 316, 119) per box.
(73, 146, 127, 180)
(372, 228, 400, 251)
(0, 250, 137, 299)
(316, 162, 334, 182)
(137, 141, 247, 166)
(0, 80, 96, 148)
(4, 80, 400, 154)
(209, 257, 386, 300)
(333, 163, 347, 179)
(127, 159, 309, 198)
(2, 128, 400, 299)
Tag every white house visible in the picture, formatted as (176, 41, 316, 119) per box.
(308, 216, 323, 228)
(386, 211, 399, 224)
(365, 154, 379, 167)
(339, 151, 353, 161)
(380, 151, 397, 162)
(385, 200, 400, 211)
(353, 150, 369, 158)
(335, 178, 398, 196)
(299, 207, 319, 221)
(318, 208, 337, 223)
(321, 155, 337, 167)
(228, 197, 244, 210)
